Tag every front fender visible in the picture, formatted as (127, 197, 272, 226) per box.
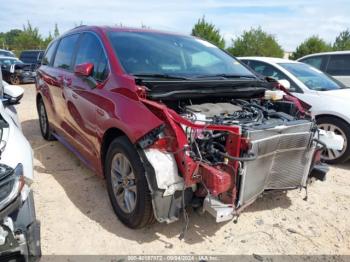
(95, 89, 164, 144)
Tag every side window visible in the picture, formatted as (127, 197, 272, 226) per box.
(74, 33, 109, 81)
(53, 34, 79, 70)
(300, 56, 323, 69)
(42, 41, 58, 66)
(95, 54, 109, 81)
(326, 55, 350, 76)
(248, 61, 286, 79)
(249, 60, 301, 92)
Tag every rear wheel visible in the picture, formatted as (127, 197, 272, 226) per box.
(105, 136, 154, 228)
(10, 74, 20, 85)
(317, 116, 350, 164)
(37, 98, 55, 141)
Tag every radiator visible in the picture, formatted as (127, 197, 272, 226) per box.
(238, 122, 316, 207)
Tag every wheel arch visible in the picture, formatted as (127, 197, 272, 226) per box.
(100, 127, 129, 177)
(315, 114, 350, 126)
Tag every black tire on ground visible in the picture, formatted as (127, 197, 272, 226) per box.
(37, 98, 56, 141)
(317, 116, 350, 164)
(105, 136, 154, 229)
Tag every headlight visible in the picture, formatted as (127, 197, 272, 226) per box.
(0, 164, 24, 211)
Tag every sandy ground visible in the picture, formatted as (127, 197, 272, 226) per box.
(16, 84, 350, 256)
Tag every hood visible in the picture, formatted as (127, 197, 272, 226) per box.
(321, 88, 350, 100)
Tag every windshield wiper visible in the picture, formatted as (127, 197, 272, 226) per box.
(194, 74, 257, 79)
(133, 73, 189, 80)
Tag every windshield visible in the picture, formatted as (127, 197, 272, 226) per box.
(0, 58, 22, 66)
(279, 63, 345, 91)
(107, 31, 255, 79)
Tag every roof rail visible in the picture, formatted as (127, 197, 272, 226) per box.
(72, 24, 87, 30)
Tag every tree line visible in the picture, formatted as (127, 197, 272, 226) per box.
(192, 16, 350, 59)
(1, 18, 349, 59)
(0, 22, 60, 56)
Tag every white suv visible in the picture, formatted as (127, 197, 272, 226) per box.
(298, 51, 350, 87)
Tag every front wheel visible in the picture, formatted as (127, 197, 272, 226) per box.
(317, 116, 350, 164)
(105, 136, 154, 229)
(37, 98, 55, 141)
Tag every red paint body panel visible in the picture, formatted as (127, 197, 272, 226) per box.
(36, 26, 313, 203)
(36, 27, 165, 177)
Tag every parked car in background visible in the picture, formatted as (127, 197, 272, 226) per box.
(240, 57, 350, 164)
(36, 26, 329, 229)
(0, 69, 41, 261)
(0, 57, 36, 85)
(298, 51, 350, 87)
(0, 49, 16, 58)
(19, 50, 44, 69)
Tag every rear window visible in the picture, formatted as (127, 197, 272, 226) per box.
(53, 34, 80, 70)
(0, 50, 15, 57)
(20, 51, 42, 63)
(326, 54, 350, 76)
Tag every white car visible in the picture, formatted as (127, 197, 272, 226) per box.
(297, 51, 350, 87)
(239, 57, 350, 164)
(0, 71, 41, 260)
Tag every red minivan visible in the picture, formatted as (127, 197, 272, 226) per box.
(36, 26, 327, 229)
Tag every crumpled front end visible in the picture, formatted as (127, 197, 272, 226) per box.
(136, 85, 330, 224)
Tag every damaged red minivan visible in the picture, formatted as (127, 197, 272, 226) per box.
(36, 26, 329, 229)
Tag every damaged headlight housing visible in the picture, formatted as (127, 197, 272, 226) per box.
(0, 163, 24, 211)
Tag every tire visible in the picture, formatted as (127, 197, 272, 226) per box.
(105, 136, 154, 229)
(317, 116, 350, 164)
(10, 74, 20, 85)
(37, 98, 55, 141)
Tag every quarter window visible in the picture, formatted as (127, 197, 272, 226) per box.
(53, 34, 79, 70)
(74, 33, 109, 81)
(326, 55, 350, 76)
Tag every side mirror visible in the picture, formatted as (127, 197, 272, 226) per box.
(278, 79, 291, 89)
(3, 81, 24, 105)
(74, 63, 94, 77)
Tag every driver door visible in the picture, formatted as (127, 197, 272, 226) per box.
(63, 32, 110, 171)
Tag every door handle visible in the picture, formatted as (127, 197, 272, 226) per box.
(96, 108, 105, 117)
(72, 93, 78, 99)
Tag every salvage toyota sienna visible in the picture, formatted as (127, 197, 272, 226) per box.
(36, 26, 332, 230)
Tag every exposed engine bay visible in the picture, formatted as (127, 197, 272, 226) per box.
(137, 79, 330, 228)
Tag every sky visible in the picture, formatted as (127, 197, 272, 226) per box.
(1, 0, 350, 51)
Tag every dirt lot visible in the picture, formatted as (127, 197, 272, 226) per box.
(16, 84, 350, 255)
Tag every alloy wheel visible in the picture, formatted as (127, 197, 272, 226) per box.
(39, 102, 48, 135)
(110, 153, 137, 213)
(318, 123, 348, 161)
